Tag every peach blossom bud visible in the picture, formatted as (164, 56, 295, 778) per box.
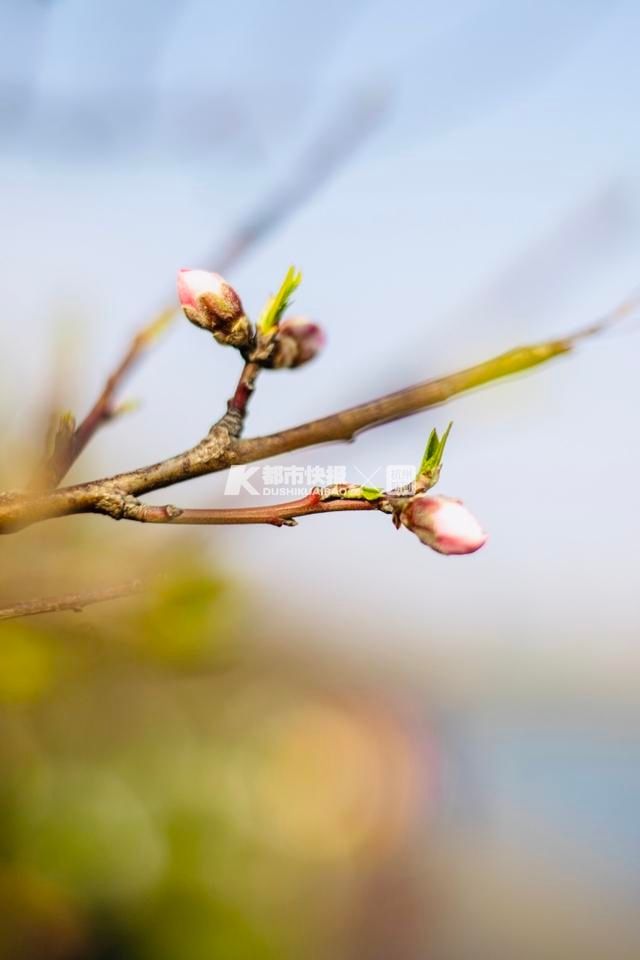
(177, 268, 250, 347)
(400, 494, 487, 555)
(271, 316, 326, 369)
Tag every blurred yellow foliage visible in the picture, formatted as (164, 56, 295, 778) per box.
(0, 625, 56, 704)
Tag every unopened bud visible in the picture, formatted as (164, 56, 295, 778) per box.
(271, 316, 326, 369)
(400, 494, 487, 555)
(177, 268, 250, 348)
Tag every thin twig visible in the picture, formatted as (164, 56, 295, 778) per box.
(39, 312, 173, 488)
(211, 90, 386, 274)
(0, 581, 144, 622)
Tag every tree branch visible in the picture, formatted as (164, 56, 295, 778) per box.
(0, 581, 144, 622)
(1, 291, 636, 537)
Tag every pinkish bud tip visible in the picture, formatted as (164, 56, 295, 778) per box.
(177, 268, 227, 310)
(401, 494, 487, 556)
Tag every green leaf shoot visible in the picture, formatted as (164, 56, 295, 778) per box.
(417, 421, 453, 480)
(258, 266, 303, 333)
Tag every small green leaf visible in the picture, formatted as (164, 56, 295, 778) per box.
(437, 420, 453, 460)
(360, 486, 383, 501)
(417, 421, 453, 479)
(258, 266, 303, 332)
(425, 428, 439, 461)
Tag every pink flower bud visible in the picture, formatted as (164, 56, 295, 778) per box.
(400, 495, 487, 555)
(177, 268, 250, 347)
(271, 316, 326, 369)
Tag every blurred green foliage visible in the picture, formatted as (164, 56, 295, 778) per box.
(0, 457, 422, 959)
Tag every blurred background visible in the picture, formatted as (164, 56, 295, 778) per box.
(1, 1, 640, 957)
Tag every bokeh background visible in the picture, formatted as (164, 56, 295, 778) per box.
(1, 1, 640, 957)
